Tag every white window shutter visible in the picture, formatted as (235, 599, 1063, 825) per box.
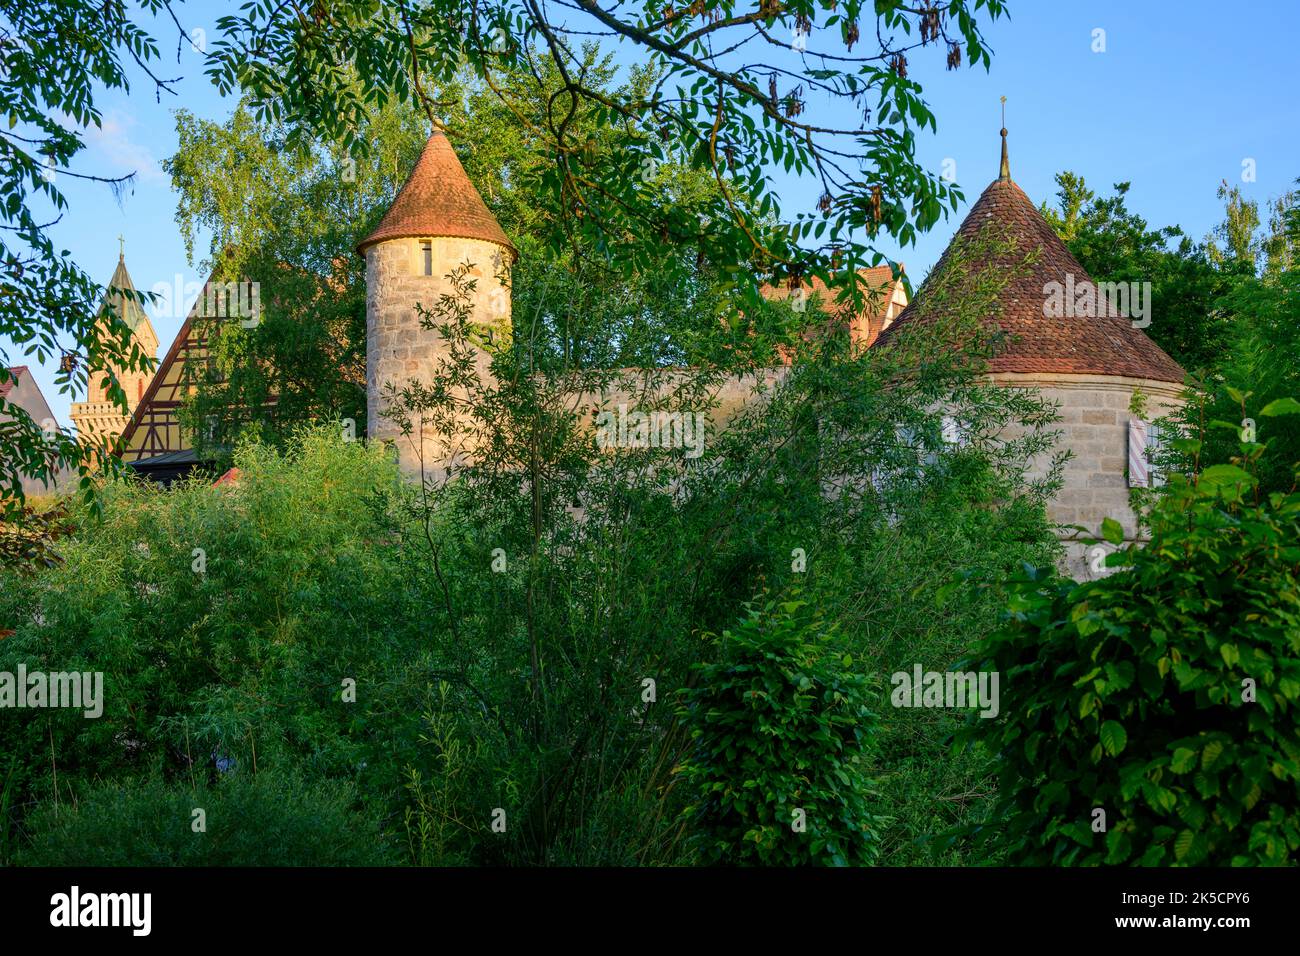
(1128, 418, 1149, 488)
(1128, 418, 1166, 488)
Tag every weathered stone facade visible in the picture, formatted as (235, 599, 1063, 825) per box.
(365, 235, 511, 476)
(996, 371, 1184, 578)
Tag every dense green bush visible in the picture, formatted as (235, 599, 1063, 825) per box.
(967, 430, 1300, 865)
(17, 769, 395, 866)
(0, 429, 450, 861)
(677, 596, 885, 866)
(812, 436, 1057, 864)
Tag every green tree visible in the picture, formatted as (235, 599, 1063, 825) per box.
(1172, 277, 1300, 497)
(1261, 180, 1299, 278)
(1041, 173, 1233, 373)
(204, 0, 1005, 313)
(0, 0, 160, 514)
(966, 414, 1300, 866)
(1167, 178, 1300, 497)
(677, 596, 885, 866)
(1208, 179, 1263, 270)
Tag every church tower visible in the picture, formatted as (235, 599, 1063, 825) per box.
(358, 131, 516, 478)
(71, 248, 160, 445)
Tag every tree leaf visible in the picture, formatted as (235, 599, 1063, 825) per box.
(1259, 397, 1300, 417)
(1100, 720, 1127, 756)
(1100, 517, 1124, 545)
(1170, 747, 1197, 773)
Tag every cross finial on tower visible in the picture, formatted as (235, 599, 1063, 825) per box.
(998, 96, 1010, 182)
(118, 234, 125, 260)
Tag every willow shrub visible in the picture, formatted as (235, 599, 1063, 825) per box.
(966, 422, 1300, 865)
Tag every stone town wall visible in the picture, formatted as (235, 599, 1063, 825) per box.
(367, 242, 1185, 583)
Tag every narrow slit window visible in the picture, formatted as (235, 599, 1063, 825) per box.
(420, 240, 433, 276)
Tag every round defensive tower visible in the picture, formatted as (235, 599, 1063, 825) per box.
(874, 127, 1186, 578)
(357, 131, 517, 479)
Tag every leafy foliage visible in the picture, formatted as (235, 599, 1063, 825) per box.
(0, 0, 159, 511)
(1040, 172, 1235, 374)
(377, 223, 1061, 865)
(677, 596, 885, 866)
(966, 418, 1300, 865)
(1172, 271, 1300, 498)
(0, 499, 74, 572)
(205, 0, 1006, 310)
(0, 429, 440, 861)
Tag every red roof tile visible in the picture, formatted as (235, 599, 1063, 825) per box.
(357, 132, 516, 259)
(760, 265, 904, 350)
(0, 365, 26, 400)
(759, 266, 898, 305)
(873, 177, 1185, 383)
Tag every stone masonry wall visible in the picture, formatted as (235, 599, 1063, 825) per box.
(365, 245, 1184, 585)
(366, 235, 512, 479)
(993, 372, 1184, 580)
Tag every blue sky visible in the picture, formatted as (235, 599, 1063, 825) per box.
(12, 0, 1300, 425)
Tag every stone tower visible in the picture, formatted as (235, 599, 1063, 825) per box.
(357, 132, 517, 478)
(71, 251, 160, 445)
(874, 127, 1186, 578)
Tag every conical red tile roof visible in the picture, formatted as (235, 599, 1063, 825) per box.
(357, 132, 517, 259)
(874, 176, 1184, 383)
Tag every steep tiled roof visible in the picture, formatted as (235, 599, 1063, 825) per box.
(357, 132, 517, 258)
(0, 365, 26, 400)
(101, 255, 151, 335)
(758, 265, 898, 305)
(760, 265, 905, 350)
(874, 175, 1185, 383)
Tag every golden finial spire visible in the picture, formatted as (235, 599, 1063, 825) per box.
(118, 234, 125, 260)
(999, 96, 1010, 181)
